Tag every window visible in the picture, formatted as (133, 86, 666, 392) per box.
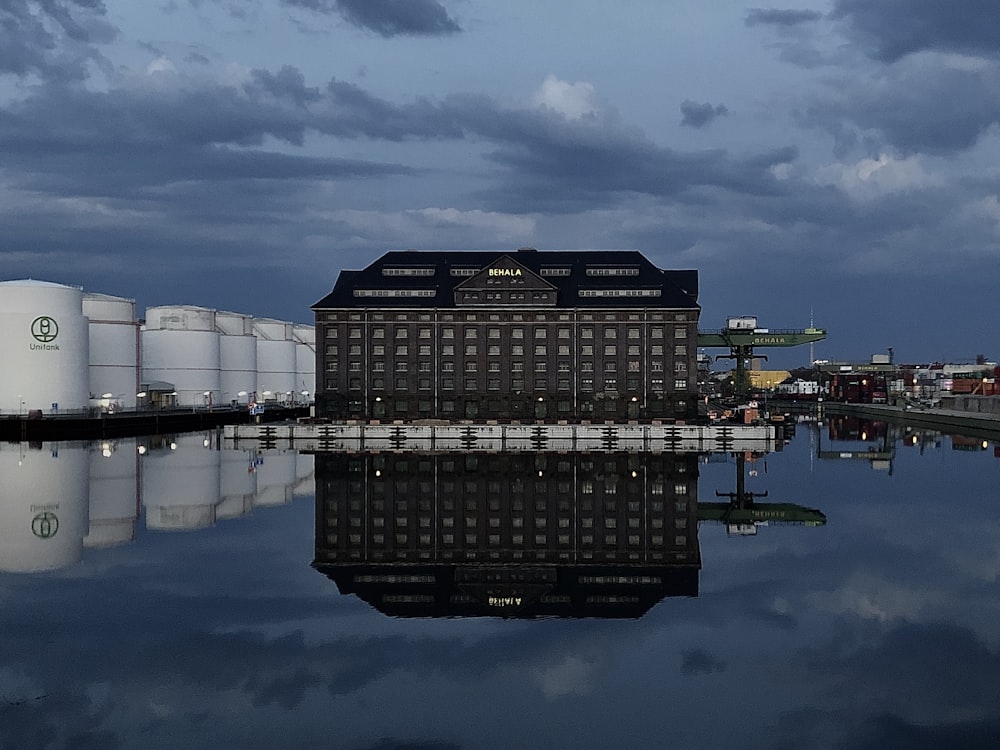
(675, 327, 686, 338)
(443, 328, 454, 339)
(581, 361, 594, 372)
(651, 328, 663, 339)
(442, 361, 455, 372)
(396, 328, 408, 338)
(582, 328, 593, 339)
(395, 377, 408, 389)
(488, 378, 501, 390)
(354, 289, 435, 297)
(674, 379, 687, 389)
(349, 328, 361, 339)
(604, 361, 616, 372)
(558, 345, 570, 356)
(419, 328, 431, 339)
(604, 345, 617, 356)
(382, 267, 435, 276)
(675, 345, 687, 356)
(325, 344, 338, 356)
(582, 345, 593, 356)
(395, 345, 408, 356)
(512, 362, 524, 372)
(349, 361, 362, 372)
(534, 361, 547, 371)
(488, 328, 500, 339)
(512, 345, 524, 356)
(604, 328, 617, 339)
(605, 377, 617, 391)
(442, 344, 454, 356)
(651, 345, 663, 355)
(512, 328, 524, 339)
(372, 328, 385, 339)
(464, 378, 477, 389)
(488, 345, 500, 356)
(627, 345, 640, 356)
(628, 328, 640, 339)
(418, 345, 431, 356)
(395, 361, 408, 372)
(372, 344, 385, 356)
(465, 328, 477, 339)
(465, 344, 477, 355)
(373, 361, 385, 372)
(558, 328, 570, 339)
(579, 289, 661, 297)
(535, 345, 547, 356)
(465, 361, 477, 372)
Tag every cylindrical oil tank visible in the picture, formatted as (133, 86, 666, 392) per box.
(253, 448, 298, 507)
(0, 280, 90, 413)
(0, 442, 89, 572)
(253, 318, 296, 402)
(216, 311, 258, 405)
(293, 324, 316, 401)
(83, 293, 139, 410)
(218, 447, 258, 520)
(142, 306, 221, 407)
(85, 439, 139, 549)
(141, 433, 221, 530)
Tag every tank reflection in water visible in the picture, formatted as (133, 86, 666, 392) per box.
(0, 436, 314, 573)
(313, 450, 826, 618)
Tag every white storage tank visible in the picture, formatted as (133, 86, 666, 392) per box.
(85, 439, 139, 549)
(142, 305, 221, 407)
(217, 447, 257, 520)
(0, 442, 89, 572)
(253, 318, 296, 403)
(293, 324, 316, 402)
(83, 293, 139, 410)
(253, 448, 298, 507)
(293, 452, 315, 498)
(141, 433, 221, 530)
(0, 279, 90, 413)
(216, 311, 257, 405)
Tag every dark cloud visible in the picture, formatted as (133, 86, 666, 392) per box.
(284, 0, 461, 37)
(745, 8, 822, 27)
(680, 100, 729, 128)
(799, 63, 1000, 154)
(833, 0, 1000, 62)
(360, 740, 463, 750)
(0, 0, 115, 81)
(680, 648, 727, 675)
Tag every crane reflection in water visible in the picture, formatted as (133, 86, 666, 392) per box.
(313, 449, 825, 619)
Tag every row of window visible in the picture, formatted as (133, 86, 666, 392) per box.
(331, 326, 690, 340)
(323, 311, 691, 322)
(333, 377, 689, 391)
(327, 343, 688, 358)
(375, 266, 643, 277)
(333, 359, 686, 374)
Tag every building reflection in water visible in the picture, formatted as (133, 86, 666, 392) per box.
(0, 436, 314, 573)
(314, 452, 702, 619)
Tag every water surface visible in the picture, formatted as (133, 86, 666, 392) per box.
(2, 421, 999, 749)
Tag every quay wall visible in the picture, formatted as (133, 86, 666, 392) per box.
(224, 422, 776, 453)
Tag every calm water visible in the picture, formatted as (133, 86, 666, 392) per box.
(2, 421, 999, 749)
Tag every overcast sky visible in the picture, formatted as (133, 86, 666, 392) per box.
(2, 0, 998, 364)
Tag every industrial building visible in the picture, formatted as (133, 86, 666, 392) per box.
(312, 249, 700, 421)
(0, 279, 315, 415)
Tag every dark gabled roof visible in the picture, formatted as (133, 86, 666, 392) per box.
(312, 249, 699, 310)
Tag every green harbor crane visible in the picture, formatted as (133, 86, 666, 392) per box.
(697, 316, 827, 402)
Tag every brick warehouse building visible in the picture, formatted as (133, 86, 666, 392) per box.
(312, 248, 700, 421)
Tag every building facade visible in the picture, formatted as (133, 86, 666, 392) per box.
(312, 249, 700, 421)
